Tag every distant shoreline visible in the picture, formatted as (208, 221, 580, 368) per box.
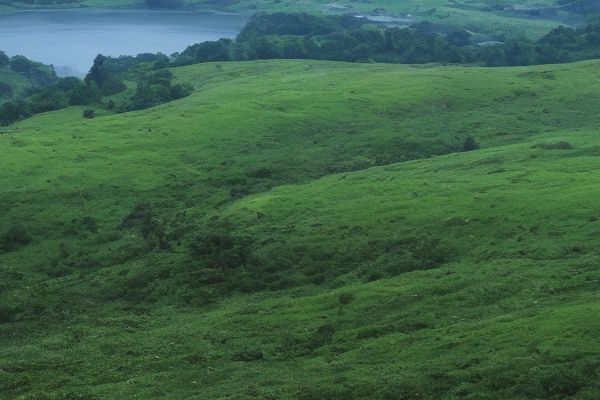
(0, 9, 248, 77)
(0, 5, 253, 17)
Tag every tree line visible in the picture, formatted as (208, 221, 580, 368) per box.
(170, 12, 600, 68)
(0, 51, 57, 99)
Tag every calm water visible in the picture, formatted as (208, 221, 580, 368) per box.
(0, 10, 248, 77)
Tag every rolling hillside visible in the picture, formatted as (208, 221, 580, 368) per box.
(1, 59, 599, 399)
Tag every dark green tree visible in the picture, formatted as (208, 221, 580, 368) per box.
(85, 54, 126, 96)
(462, 135, 480, 152)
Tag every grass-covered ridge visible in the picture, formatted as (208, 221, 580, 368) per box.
(1, 59, 600, 399)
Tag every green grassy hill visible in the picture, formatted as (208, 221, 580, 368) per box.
(1, 59, 600, 399)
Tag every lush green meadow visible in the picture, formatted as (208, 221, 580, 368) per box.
(1, 59, 600, 399)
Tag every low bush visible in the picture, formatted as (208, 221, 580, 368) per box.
(0, 224, 31, 252)
(189, 229, 253, 269)
(462, 135, 480, 151)
(82, 109, 95, 119)
(120, 203, 169, 250)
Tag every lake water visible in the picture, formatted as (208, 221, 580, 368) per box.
(0, 10, 248, 77)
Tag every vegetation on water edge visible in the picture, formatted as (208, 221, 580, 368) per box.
(173, 12, 600, 67)
(0, 51, 57, 103)
(0, 53, 192, 125)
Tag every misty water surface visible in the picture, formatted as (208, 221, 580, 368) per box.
(0, 10, 248, 76)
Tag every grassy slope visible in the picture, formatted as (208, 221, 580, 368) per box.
(1, 60, 600, 399)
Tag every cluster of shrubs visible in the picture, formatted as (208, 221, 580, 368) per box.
(179, 212, 457, 300)
(0, 51, 58, 105)
(0, 224, 31, 253)
(119, 202, 170, 250)
(189, 229, 253, 270)
(0, 53, 191, 125)
(87, 53, 192, 112)
(125, 70, 192, 111)
(87, 53, 170, 81)
(167, 12, 600, 68)
(0, 77, 100, 125)
(0, 51, 57, 87)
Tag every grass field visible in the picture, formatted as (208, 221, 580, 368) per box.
(1, 59, 600, 399)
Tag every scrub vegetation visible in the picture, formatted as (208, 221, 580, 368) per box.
(0, 51, 57, 103)
(172, 12, 600, 66)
